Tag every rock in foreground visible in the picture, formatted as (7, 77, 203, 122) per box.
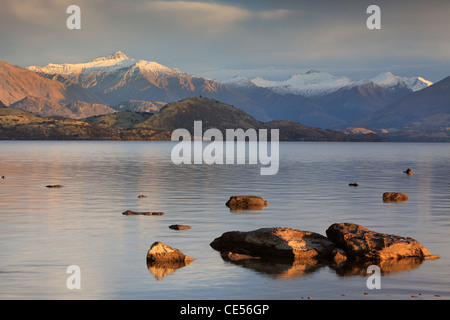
(225, 196, 269, 210)
(383, 192, 409, 201)
(146, 241, 194, 264)
(325, 223, 434, 261)
(210, 227, 336, 263)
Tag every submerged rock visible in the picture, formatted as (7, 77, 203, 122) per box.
(46, 185, 64, 188)
(348, 183, 359, 187)
(225, 196, 269, 210)
(383, 192, 409, 201)
(325, 222, 435, 261)
(210, 227, 336, 263)
(122, 210, 164, 216)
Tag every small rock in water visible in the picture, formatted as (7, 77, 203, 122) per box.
(348, 183, 359, 187)
(169, 224, 191, 230)
(138, 195, 147, 198)
(382, 192, 409, 202)
(46, 185, 64, 188)
(1, 176, 5, 179)
(404, 168, 413, 175)
(225, 196, 269, 210)
(146, 241, 194, 264)
(122, 210, 164, 216)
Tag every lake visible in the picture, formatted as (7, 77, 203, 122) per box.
(0, 141, 449, 300)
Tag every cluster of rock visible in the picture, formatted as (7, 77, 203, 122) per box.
(138, 194, 438, 279)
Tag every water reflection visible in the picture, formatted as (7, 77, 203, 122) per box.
(331, 257, 425, 277)
(219, 252, 326, 279)
(220, 251, 427, 279)
(146, 259, 194, 280)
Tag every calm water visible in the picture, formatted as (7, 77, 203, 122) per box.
(0, 141, 449, 300)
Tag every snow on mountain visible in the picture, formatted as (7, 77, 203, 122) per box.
(223, 70, 433, 96)
(226, 69, 357, 97)
(359, 72, 433, 92)
(245, 70, 356, 97)
(27, 51, 183, 77)
(221, 75, 257, 88)
(401, 76, 433, 92)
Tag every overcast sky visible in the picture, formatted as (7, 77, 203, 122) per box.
(1, 0, 449, 82)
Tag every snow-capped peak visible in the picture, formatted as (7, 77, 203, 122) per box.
(366, 72, 433, 92)
(221, 75, 256, 88)
(27, 51, 136, 75)
(401, 76, 433, 92)
(225, 70, 434, 96)
(249, 70, 356, 97)
(26, 51, 183, 77)
(369, 72, 406, 88)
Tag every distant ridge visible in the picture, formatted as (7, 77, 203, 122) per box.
(0, 96, 383, 141)
(352, 76, 450, 131)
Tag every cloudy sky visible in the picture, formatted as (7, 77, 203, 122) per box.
(1, 0, 449, 82)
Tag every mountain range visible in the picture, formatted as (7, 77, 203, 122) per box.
(0, 51, 448, 141)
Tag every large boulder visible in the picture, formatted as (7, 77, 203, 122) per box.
(210, 227, 336, 263)
(225, 196, 269, 210)
(325, 223, 434, 261)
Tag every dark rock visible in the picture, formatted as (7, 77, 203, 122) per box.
(169, 224, 191, 230)
(383, 192, 409, 201)
(348, 183, 359, 187)
(46, 185, 64, 188)
(404, 168, 413, 175)
(225, 196, 269, 210)
(210, 227, 336, 263)
(325, 222, 435, 261)
(122, 210, 164, 216)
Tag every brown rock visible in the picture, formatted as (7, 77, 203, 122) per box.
(169, 224, 191, 230)
(210, 227, 336, 263)
(331, 248, 347, 264)
(325, 223, 432, 261)
(122, 210, 164, 216)
(221, 252, 260, 261)
(383, 192, 409, 202)
(225, 196, 269, 210)
(404, 168, 413, 175)
(146, 241, 194, 264)
(138, 194, 147, 198)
